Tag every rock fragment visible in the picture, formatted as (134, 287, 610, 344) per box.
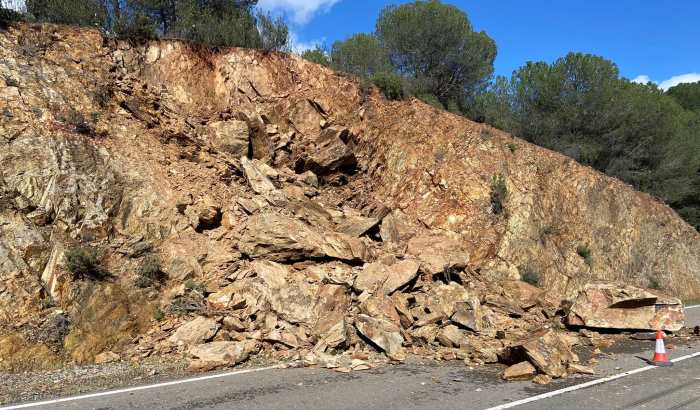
(168, 316, 220, 346)
(354, 314, 405, 361)
(501, 361, 536, 381)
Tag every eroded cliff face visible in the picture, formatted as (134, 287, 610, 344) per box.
(1, 24, 698, 371)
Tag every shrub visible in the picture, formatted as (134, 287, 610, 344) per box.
(114, 14, 158, 43)
(507, 143, 518, 153)
(3, 76, 19, 87)
(301, 46, 330, 66)
(576, 244, 593, 266)
(135, 255, 165, 288)
(62, 108, 93, 134)
(371, 71, 406, 100)
(65, 246, 104, 279)
(521, 268, 541, 287)
(26, 0, 107, 27)
(0, 6, 23, 29)
(490, 174, 508, 215)
(417, 93, 445, 110)
(257, 11, 288, 52)
(647, 274, 662, 290)
(152, 305, 164, 321)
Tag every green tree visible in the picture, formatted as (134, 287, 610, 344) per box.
(667, 81, 700, 112)
(27, 0, 107, 27)
(331, 33, 391, 77)
(473, 52, 700, 230)
(301, 45, 330, 67)
(257, 11, 288, 52)
(375, 0, 496, 109)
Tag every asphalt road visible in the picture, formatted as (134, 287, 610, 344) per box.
(4, 307, 700, 410)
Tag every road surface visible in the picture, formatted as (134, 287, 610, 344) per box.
(3, 307, 700, 410)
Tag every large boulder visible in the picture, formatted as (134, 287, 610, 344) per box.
(168, 316, 220, 346)
(354, 314, 405, 361)
(566, 283, 685, 332)
(514, 329, 579, 378)
(238, 214, 369, 262)
(188, 340, 259, 371)
(353, 260, 419, 295)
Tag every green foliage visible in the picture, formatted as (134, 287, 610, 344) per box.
(647, 274, 662, 290)
(152, 305, 164, 321)
(507, 142, 518, 153)
(490, 174, 507, 215)
(166, 0, 260, 48)
(0, 6, 24, 29)
(136, 255, 165, 288)
(257, 11, 288, 52)
(576, 244, 593, 266)
(376, 0, 496, 108)
(301, 46, 330, 66)
(667, 82, 700, 112)
(27, 0, 107, 27)
(331, 33, 391, 77)
(62, 108, 93, 134)
(4, 76, 19, 87)
(417, 93, 444, 110)
(114, 13, 158, 42)
(65, 246, 105, 279)
(521, 268, 541, 287)
(371, 71, 405, 100)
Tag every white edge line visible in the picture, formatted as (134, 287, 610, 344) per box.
(0, 365, 281, 409)
(484, 351, 700, 410)
(685, 305, 700, 309)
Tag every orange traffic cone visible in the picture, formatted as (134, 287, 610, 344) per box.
(650, 330, 673, 367)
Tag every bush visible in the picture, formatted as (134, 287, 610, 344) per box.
(576, 244, 593, 266)
(26, 0, 107, 27)
(0, 6, 24, 29)
(647, 274, 662, 290)
(135, 255, 165, 288)
(507, 142, 518, 153)
(152, 305, 164, 321)
(257, 11, 288, 52)
(65, 246, 105, 279)
(371, 71, 406, 100)
(521, 268, 541, 287)
(301, 46, 330, 66)
(62, 108, 93, 134)
(4, 76, 19, 87)
(490, 174, 508, 215)
(417, 93, 445, 110)
(114, 13, 158, 43)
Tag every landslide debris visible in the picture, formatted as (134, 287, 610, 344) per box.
(0, 24, 698, 383)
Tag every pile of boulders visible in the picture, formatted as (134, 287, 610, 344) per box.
(124, 154, 687, 383)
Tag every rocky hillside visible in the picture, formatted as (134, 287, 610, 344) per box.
(1, 24, 699, 373)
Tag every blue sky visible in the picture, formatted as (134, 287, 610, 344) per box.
(258, 0, 700, 89)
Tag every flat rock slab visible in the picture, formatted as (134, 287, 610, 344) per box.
(567, 283, 685, 332)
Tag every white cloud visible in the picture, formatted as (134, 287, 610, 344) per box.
(289, 31, 326, 54)
(631, 73, 700, 90)
(257, 0, 341, 25)
(658, 73, 700, 91)
(631, 75, 652, 84)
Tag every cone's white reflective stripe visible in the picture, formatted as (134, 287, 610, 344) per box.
(656, 338, 666, 354)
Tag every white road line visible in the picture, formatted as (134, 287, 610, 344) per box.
(0, 365, 280, 409)
(484, 351, 700, 410)
(685, 305, 700, 309)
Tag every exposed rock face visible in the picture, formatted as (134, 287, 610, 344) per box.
(0, 24, 698, 374)
(567, 283, 685, 331)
